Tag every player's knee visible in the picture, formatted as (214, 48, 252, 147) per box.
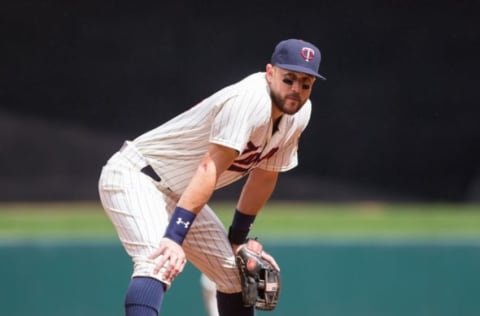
(208, 267, 243, 294)
(131, 256, 172, 288)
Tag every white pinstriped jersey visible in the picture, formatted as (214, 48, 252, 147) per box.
(132, 72, 312, 195)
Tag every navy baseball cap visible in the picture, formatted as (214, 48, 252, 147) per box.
(271, 39, 326, 80)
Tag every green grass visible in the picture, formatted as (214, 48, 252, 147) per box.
(0, 202, 112, 239)
(253, 202, 480, 241)
(0, 201, 479, 242)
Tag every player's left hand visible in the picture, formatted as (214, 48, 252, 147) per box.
(235, 238, 281, 310)
(259, 249, 280, 272)
(149, 237, 187, 282)
(233, 242, 280, 272)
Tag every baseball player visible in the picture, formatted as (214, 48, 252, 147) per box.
(201, 274, 219, 316)
(98, 38, 325, 316)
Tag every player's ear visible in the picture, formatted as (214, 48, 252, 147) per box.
(266, 64, 274, 82)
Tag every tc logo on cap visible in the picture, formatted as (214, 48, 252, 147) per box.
(271, 38, 326, 79)
(301, 47, 315, 62)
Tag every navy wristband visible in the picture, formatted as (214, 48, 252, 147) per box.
(164, 206, 196, 245)
(231, 209, 256, 229)
(228, 209, 256, 244)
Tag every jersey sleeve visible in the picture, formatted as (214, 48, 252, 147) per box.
(209, 90, 270, 153)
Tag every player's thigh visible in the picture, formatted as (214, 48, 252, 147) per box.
(99, 163, 175, 257)
(183, 205, 242, 293)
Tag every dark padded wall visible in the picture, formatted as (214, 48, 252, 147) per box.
(1, 1, 479, 201)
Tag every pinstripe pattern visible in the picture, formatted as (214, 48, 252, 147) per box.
(132, 72, 311, 193)
(98, 149, 241, 292)
(97, 71, 311, 293)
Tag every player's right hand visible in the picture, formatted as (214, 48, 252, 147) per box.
(149, 237, 187, 282)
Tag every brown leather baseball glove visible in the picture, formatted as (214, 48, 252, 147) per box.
(235, 238, 281, 311)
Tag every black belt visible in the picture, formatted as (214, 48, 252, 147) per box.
(140, 165, 162, 182)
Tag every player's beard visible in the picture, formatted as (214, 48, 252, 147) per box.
(270, 90, 305, 115)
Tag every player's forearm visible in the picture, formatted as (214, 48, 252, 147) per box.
(227, 169, 278, 245)
(236, 168, 278, 215)
(164, 148, 234, 246)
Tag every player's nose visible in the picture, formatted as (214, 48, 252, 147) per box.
(290, 81, 301, 92)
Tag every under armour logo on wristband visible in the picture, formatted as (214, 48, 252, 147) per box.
(176, 217, 190, 228)
(165, 206, 196, 245)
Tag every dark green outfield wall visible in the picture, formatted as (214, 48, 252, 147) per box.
(1, 241, 479, 316)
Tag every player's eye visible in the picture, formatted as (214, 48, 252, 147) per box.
(282, 78, 293, 85)
(302, 84, 311, 90)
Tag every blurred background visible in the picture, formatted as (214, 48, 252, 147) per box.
(1, 0, 479, 203)
(1, 1, 480, 316)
